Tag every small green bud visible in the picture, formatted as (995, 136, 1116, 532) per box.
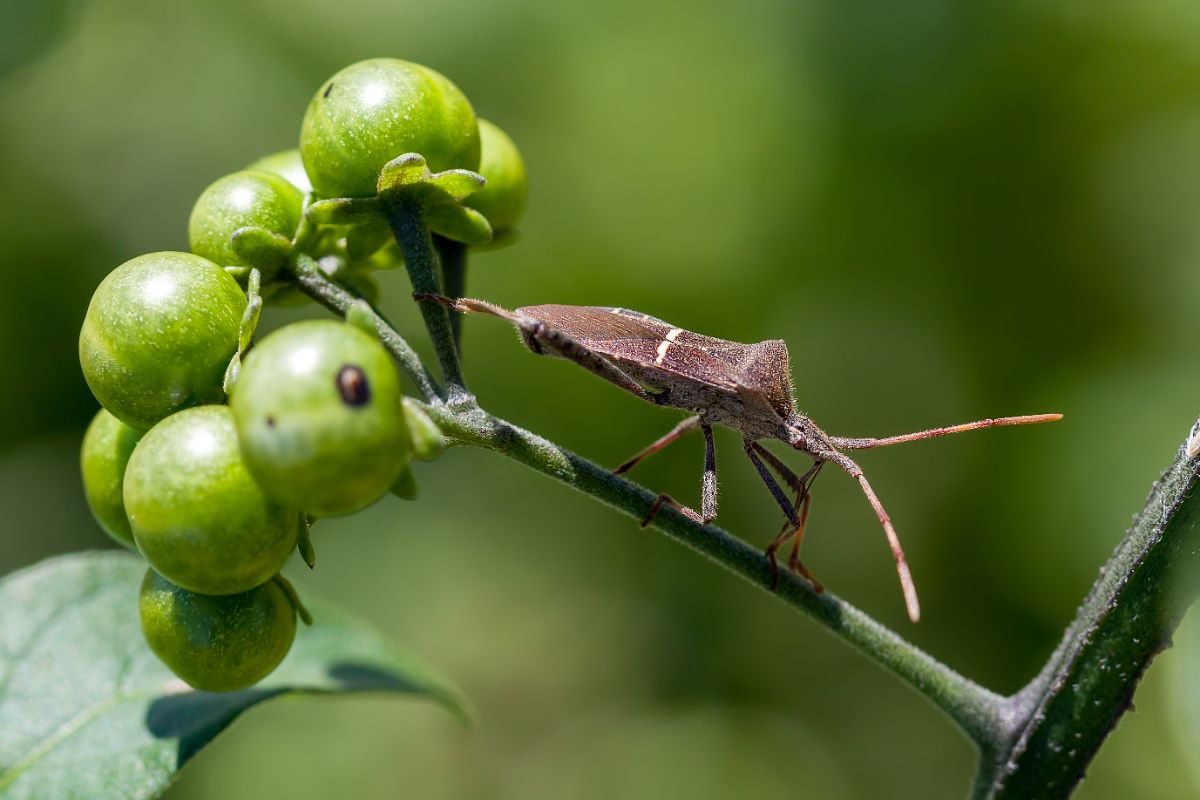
(390, 462, 419, 501)
(403, 397, 445, 461)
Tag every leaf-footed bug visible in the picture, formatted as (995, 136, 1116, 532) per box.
(416, 294, 1061, 622)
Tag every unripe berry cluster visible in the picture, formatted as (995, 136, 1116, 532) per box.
(78, 58, 526, 692)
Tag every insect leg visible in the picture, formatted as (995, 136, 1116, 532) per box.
(747, 445, 826, 590)
(701, 424, 717, 523)
(825, 452, 921, 623)
(749, 442, 822, 495)
(828, 413, 1062, 450)
(633, 422, 715, 527)
(613, 415, 702, 475)
(743, 441, 805, 591)
(785, 493, 824, 593)
(638, 494, 704, 527)
(415, 294, 658, 403)
(637, 424, 718, 528)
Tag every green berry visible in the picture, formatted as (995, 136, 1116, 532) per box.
(466, 119, 527, 232)
(230, 320, 409, 517)
(246, 149, 313, 194)
(125, 406, 298, 595)
(79, 251, 245, 430)
(79, 408, 141, 548)
(139, 569, 296, 692)
(300, 58, 481, 198)
(188, 170, 304, 267)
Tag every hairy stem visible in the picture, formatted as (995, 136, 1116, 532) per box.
(434, 236, 468, 351)
(975, 418, 1200, 798)
(383, 199, 468, 401)
(419, 402, 1008, 742)
(292, 256, 1200, 795)
(290, 257, 1002, 741)
(286, 253, 441, 402)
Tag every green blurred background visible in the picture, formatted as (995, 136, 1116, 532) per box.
(3, 0, 1200, 797)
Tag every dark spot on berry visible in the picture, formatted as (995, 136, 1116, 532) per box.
(323, 82, 334, 99)
(266, 416, 276, 429)
(337, 365, 370, 407)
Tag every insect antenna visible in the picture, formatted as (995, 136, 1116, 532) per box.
(828, 414, 1062, 451)
(823, 451, 921, 622)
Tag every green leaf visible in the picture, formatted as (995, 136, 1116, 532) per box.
(470, 226, 521, 252)
(376, 152, 429, 195)
(345, 218, 393, 261)
(229, 226, 291, 278)
(425, 203, 493, 247)
(304, 197, 382, 226)
(223, 265, 251, 283)
(0, 552, 468, 800)
(389, 462, 419, 501)
(296, 517, 316, 570)
(429, 169, 485, 201)
(223, 269, 263, 394)
(402, 398, 445, 462)
(374, 153, 491, 245)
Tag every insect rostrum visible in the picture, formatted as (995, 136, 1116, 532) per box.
(419, 293, 1061, 622)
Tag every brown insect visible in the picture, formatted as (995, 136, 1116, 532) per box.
(419, 294, 1060, 621)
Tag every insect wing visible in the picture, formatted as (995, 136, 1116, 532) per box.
(516, 304, 668, 343)
(649, 337, 748, 391)
(605, 307, 675, 328)
(515, 304, 770, 398)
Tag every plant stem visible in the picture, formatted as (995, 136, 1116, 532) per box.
(290, 257, 1003, 741)
(427, 402, 1008, 744)
(291, 257, 1200, 795)
(383, 198, 469, 402)
(434, 236, 468, 351)
(286, 253, 441, 403)
(975, 418, 1200, 799)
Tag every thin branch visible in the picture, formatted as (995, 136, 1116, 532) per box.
(290, 256, 1004, 743)
(433, 235, 468, 351)
(286, 253, 441, 403)
(290, 254, 1200, 795)
(976, 417, 1200, 799)
(383, 199, 469, 402)
(424, 402, 1009, 745)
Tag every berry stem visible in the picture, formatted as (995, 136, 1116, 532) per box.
(421, 400, 1010, 746)
(383, 198, 470, 403)
(285, 253, 442, 402)
(274, 574, 313, 626)
(434, 235, 468, 351)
